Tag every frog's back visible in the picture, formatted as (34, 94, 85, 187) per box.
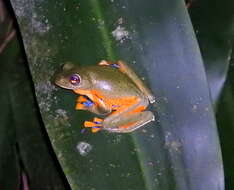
(84, 65, 143, 98)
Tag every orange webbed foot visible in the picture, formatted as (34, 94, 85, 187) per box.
(84, 117, 103, 133)
(76, 95, 94, 110)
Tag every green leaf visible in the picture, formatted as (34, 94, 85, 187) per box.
(10, 0, 224, 189)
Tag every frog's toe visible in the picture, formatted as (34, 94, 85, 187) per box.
(84, 121, 98, 127)
(84, 118, 103, 133)
(76, 103, 86, 110)
(93, 117, 103, 124)
(91, 127, 102, 133)
(77, 95, 88, 103)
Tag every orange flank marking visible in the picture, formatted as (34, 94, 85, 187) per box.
(73, 89, 95, 101)
(128, 106, 146, 114)
(108, 96, 138, 108)
(119, 122, 137, 129)
(108, 97, 139, 116)
(74, 88, 139, 112)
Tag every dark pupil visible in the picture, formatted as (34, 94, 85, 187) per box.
(70, 74, 80, 85)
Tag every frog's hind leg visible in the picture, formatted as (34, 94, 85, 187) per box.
(98, 60, 120, 69)
(116, 61, 155, 103)
(104, 111, 155, 133)
(102, 97, 154, 133)
(98, 60, 155, 103)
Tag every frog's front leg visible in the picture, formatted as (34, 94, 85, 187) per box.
(75, 95, 111, 115)
(103, 97, 154, 133)
(75, 95, 94, 110)
(98, 60, 155, 103)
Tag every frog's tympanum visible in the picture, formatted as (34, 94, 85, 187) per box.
(54, 60, 155, 133)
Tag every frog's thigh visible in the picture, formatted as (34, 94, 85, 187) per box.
(103, 97, 150, 131)
(104, 97, 148, 124)
(104, 111, 154, 133)
(116, 61, 155, 103)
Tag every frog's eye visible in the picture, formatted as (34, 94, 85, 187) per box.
(69, 74, 81, 85)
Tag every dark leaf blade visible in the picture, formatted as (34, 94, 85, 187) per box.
(102, 1, 224, 189)
(0, 1, 22, 189)
(188, 1, 234, 189)
(10, 0, 224, 190)
(0, 39, 20, 190)
(0, 0, 69, 189)
(216, 64, 234, 189)
(188, 0, 234, 108)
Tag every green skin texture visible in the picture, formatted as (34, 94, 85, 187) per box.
(54, 61, 155, 133)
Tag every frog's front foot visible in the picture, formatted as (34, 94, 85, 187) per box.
(75, 95, 94, 110)
(84, 117, 103, 133)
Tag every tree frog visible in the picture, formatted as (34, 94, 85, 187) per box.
(54, 60, 155, 133)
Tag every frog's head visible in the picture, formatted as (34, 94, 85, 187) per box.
(54, 63, 91, 90)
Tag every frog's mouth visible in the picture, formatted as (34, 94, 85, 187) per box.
(53, 77, 73, 90)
